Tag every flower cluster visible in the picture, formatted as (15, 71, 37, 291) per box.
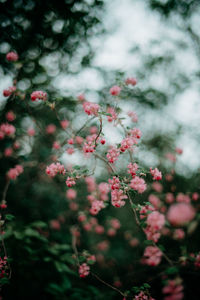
(46, 163, 66, 177)
(7, 165, 24, 180)
(83, 101, 99, 116)
(31, 90, 47, 101)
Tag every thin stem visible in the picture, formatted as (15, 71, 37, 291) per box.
(2, 180, 10, 202)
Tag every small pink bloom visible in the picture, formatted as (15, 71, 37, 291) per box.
(150, 167, 162, 181)
(77, 93, 85, 101)
(6, 111, 15, 122)
(130, 176, 147, 194)
(143, 246, 162, 266)
(60, 120, 69, 129)
(167, 203, 195, 226)
(66, 177, 76, 187)
(6, 51, 18, 61)
(27, 128, 35, 136)
(46, 124, 56, 134)
(79, 263, 90, 278)
(66, 188, 77, 200)
(3, 86, 16, 97)
(83, 101, 99, 116)
(125, 77, 137, 86)
(4, 147, 13, 157)
(53, 141, 60, 150)
(31, 90, 47, 101)
(109, 85, 121, 96)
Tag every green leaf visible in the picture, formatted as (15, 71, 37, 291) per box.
(5, 214, 15, 221)
(166, 266, 179, 275)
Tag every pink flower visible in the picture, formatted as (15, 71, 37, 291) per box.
(7, 164, 24, 180)
(77, 93, 85, 101)
(130, 176, 147, 194)
(68, 138, 74, 145)
(109, 85, 121, 96)
(130, 128, 142, 139)
(85, 177, 96, 192)
(66, 189, 77, 200)
(148, 194, 161, 209)
(111, 189, 127, 208)
(147, 211, 165, 231)
(173, 229, 185, 240)
(83, 101, 99, 116)
(75, 136, 84, 144)
(60, 120, 69, 129)
(46, 124, 56, 134)
(4, 147, 13, 157)
(152, 182, 163, 193)
(31, 90, 47, 101)
(175, 147, 183, 155)
(107, 107, 118, 122)
(125, 77, 137, 86)
(143, 246, 162, 266)
(50, 220, 61, 230)
(167, 203, 195, 226)
(66, 147, 74, 155)
(110, 218, 121, 229)
(162, 280, 184, 300)
(120, 136, 136, 152)
(6, 111, 15, 122)
(46, 163, 66, 177)
(79, 263, 90, 278)
(128, 111, 138, 123)
(66, 177, 76, 187)
(53, 141, 60, 150)
(83, 142, 95, 153)
(90, 200, 105, 215)
(90, 126, 98, 134)
(6, 51, 18, 61)
(27, 128, 35, 136)
(100, 138, 106, 145)
(107, 146, 120, 163)
(127, 163, 138, 177)
(109, 176, 121, 190)
(150, 167, 162, 181)
(3, 86, 16, 97)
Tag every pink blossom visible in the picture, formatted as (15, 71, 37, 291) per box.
(66, 177, 76, 187)
(100, 138, 106, 144)
(109, 176, 121, 190)
(143, 246, 162, 266)
(4, 147, 13, 157)
(176, 193, 190, 204)
(165, 193, 174, 204)
(107, 107, 118, 122)
(83, 142, 95, 153)
(148, 194, 161, 209)
(109, 85, 121, 96)
(50, 220, 61, 230)
(46, 163, 66, 177)
(120, 136, 136, 152)
(79, 263, 90, 278)
(53, 141, 61, 150)
(127, 163, 138, 177)
(192, 192, 199, 201)
(85, 177, 96, 192)
(162, 280, 184, 300)
(7, 164, 24, 180)
(152, 182, 163, 193)
(66, 147, 74, 155)
(6, 51, 18, 61)
(107, 146, 120, 163)
(3, 86, 16, 97)
(90, 126, 98, 134)
(130, 128, 142, 139)
(150, 167, 162, 181)
(90, 200, 105, 215)
(128, 111, 138, 123)
(110, 218, 121, 229)
(46, 124, 56, 134)
(111, 189, 127, 208)
(130, 176, 147, 194)
(95, 225, 105, 234)
(66, 189, 77, 200)
(125, 77, 137, 86)
(147, 211, 165, 231)
(27, 128, 35, 136)
(167, 203, 195, 226)
(175, 147, 183, 155)
(173, 229, 185, 240)
(83, 101, 99, 116)
(31, 90, 47, 101)
(6, 111, 15, 122)
(60, 120, 69, 129)
(77, 93, 85, 101)
(75, 136, 84, 144)
(68, 138, 74, 145)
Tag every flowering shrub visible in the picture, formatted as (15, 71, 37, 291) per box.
(0, 49, 200, 300)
